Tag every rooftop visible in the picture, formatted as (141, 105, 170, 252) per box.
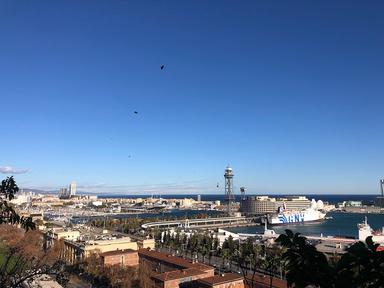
(49, 226, 136, 249)
(152, 268, 204, 281)
(197, 273, 244, 286)
(138, 249, 213, 272)
(245, 275, 287, 288)
(101, 249, 137, 257)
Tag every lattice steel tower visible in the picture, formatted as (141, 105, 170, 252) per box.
(224, 166, 235, 215)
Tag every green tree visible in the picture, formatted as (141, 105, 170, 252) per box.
(227, 235, 238, 268)
(335, 236, 384, 288)
(207, 236, 214, 265)
(213, 237, 220, 256)
(236, 239, 264, 288)
(0, 225, 68, 288)
(189, 233, 199, 260)
(261, 246, 283, 288)
(199, 234, 212, 263)
(0, 177, 35, 231)
(220, 248, 230, 267)
(276, 229, 334, 288)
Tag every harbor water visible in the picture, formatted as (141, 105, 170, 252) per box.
(90, 194, 384, 238)
(227, 211, 384, 238)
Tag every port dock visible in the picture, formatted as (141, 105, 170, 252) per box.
(141, 216, 253, 229)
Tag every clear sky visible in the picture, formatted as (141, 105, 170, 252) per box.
(1, 0, 383, 195)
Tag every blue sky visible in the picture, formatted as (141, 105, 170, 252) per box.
(1, 0, 383, 194)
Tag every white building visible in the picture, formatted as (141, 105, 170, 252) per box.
(216, 229, 240, 246)
(180, 198, 194, 208)
(69, 181, 77, 196)
(92, 201, 103, 207)
(10, 191, 33, 205)
(23, 274, 63, 288)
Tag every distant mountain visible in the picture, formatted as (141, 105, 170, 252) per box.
(20, 188, 58, 195)
(20, 188, 99, 196)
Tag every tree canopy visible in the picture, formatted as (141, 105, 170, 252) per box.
(276, 229, 384, 288)
(0, 176, 35, 231)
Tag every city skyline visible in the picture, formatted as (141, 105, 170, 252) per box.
(1, 1, 384, 194)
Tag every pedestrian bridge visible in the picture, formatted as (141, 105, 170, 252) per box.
(141, 216, 250, 229)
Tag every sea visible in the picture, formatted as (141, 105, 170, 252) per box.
(95, 193, 384, 238)
(98, 193, 378, 205)
(227, 212, 384, 239)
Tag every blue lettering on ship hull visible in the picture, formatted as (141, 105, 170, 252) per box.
(277, 213, 305, 224)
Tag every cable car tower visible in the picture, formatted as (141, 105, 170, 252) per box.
(224, 166, 235, 215)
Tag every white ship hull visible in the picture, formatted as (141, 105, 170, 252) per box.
(268, 209, 326, 225)
(358, 217, 384, 244)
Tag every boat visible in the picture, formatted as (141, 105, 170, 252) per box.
(268, 207, 326, 225)
(358, 217, 384, 244)
(262, 221, 278, 238)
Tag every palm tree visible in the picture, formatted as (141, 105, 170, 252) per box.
(276, 229, 334, 288)
(189, 234, 199, 259)
(199, 234, 211, 263)
(236, 239, 264, 288)
(227, 235, 236, 269)
(335, 236, 384, 288)
(207, 236, 214, 265)
(261, 246, 282, 288)
(221, 248, 230, 268)
(213, 237, 220, 256)
(200, 245, 208, 263)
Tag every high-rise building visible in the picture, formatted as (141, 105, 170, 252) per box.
(59, 188, 70, 199)
(58, 181, 77, 199)
(69, 181, 77, 196)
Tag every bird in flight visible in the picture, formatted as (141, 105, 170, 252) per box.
(160, 65, 165, 70)
(134, 111, 138, 114)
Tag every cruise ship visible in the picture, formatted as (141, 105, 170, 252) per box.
(268, 207, 326, 225)
(267, 200, 327, 225)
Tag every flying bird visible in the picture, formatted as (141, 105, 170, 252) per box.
(160, 65, 165, 70)
(134, 111, 138, 114)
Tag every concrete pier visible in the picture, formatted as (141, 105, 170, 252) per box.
(141, 216, 252, 229)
